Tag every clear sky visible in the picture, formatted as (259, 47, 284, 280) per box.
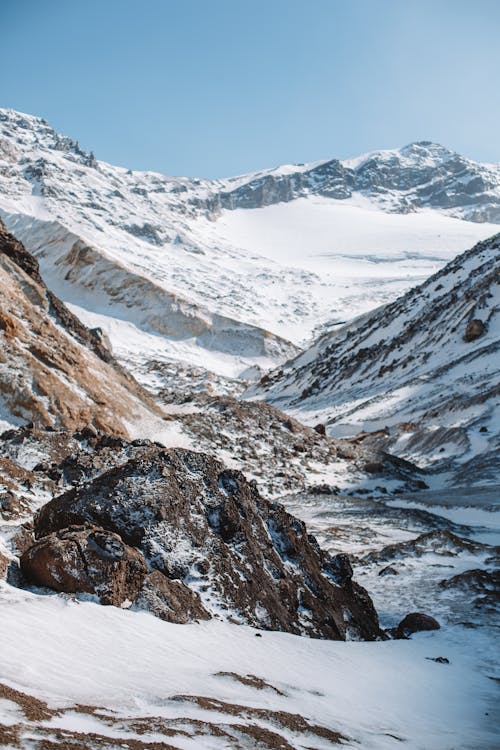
(1, 0, 498, 177)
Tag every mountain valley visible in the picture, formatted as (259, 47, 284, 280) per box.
(0, 110, 498, 750)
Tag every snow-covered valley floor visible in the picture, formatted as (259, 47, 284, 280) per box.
(1, 486, 498, 749)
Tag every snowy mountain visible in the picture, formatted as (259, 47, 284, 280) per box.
(250, 234, 500, 486)
(219, 141, 500, 222)
(0, 109, 499, 750)
(0, 109, 498, 396)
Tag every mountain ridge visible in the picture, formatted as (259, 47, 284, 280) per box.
(249, 233, 500, 486)
(0, 107, 498, 398)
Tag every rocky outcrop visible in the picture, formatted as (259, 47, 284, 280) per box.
(219, 142, 500, 222)
(0, 221, 111, 363)
(0, 551, 8, 579)
(20, 524, 212, 622)
(251, 234, 500, 485)
(439, 568, 500, 608)
(0, 220, 166, 435)
(362, 529, 492, 565)
(32, 446, 383, 640)
(134, 571, 210, 623)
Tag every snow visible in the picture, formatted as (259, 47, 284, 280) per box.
(0, 108, 498, 397)
(0, 587, 497, 749)
(0, 108, 499, 749)
(211, 198, 496, 267)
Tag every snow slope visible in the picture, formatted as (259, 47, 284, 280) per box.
(0, 109, 498, 394)
(0, 591, 498, 750)
(250, 234, 500, 486)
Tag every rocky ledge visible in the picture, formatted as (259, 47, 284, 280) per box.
(20, 444, 383, 640)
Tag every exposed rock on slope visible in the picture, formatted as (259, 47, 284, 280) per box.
(20, 525, 148, 606)
(251, 234, 500, 484)
(0, 108, 497, 393)
(32, 444, 383, 640)
(220, 142, 500, 222)
(0, 220, 168, 436)
(168, 394, 429, 497)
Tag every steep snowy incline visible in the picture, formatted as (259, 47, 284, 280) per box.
(0, 109, 498, 393)
(0, 220, 184, 443)
(0, 110, 299, 385)
(249, 234, 500, 485)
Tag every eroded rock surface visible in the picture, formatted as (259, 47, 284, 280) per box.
(0, 220, 165, 436)
(20, 525, 148, 606)
(33, 446, 383, 640)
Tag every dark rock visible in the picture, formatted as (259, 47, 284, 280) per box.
(11, 523, 34, 556)
(0, 491, 29, 519)
(392, 612, 440, 639)
(33, 446, 383, 640)
(379, 565, 399, 577)
(426, 656, 450, 664)
(464, 318, 486, 342)
(20, 525, 148, 606)
(308, 483, 340, 495)
(363, 462, 384, 474)
(414, 479, 430, 490)
(133, 571, 210, 623)
(313, 423, 326, 436)
(363, 529, 488, 565)
(439, 568, 500, 601)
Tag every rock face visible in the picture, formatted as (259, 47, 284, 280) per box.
(220, 142, 500, 222)
(0, 220, 166, 435)
(134, 570, 210, 624)
(33, 446, 383, 640)
(20, 526, 148, 606)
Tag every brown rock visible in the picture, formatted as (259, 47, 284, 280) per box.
(20, 525, 148, 606)
(392, 612, 440, 639)
(133, 571, 211, 623)
(0, 220, 165, 437)
(0, 490, 31, 519)
(464, 318, 486, 342)
(11, 522, 35, 556)
(33, 446, 383, 640)
(0, 551, 9, 579)
(0, 311, 19, 339)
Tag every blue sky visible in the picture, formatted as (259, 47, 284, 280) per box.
(1, 0, 498, 177)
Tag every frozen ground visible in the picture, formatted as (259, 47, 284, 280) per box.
(0, 586, 498, 749)
(0, 479, 498, 749)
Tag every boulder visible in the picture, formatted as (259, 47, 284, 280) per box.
(391, 612, 440, 639)
(20, 525, 147, 606)
(0, 491, 29, 520)
(464, 318, 486, 342)
(33, 446, 383, 640)
(379, 565, 399, 577)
